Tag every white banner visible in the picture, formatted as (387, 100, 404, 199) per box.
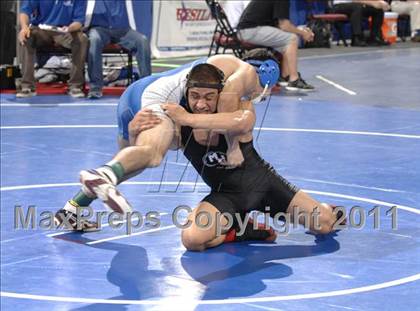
(151, 1, 216, 58)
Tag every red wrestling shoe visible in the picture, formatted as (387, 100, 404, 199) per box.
(224, 218, 277, 243)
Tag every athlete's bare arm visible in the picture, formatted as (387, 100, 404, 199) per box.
(207, 55, 262, 103)
(162, 101, 255, 142)
(131, 101, 256, 141)
(207, 55, 261, 166)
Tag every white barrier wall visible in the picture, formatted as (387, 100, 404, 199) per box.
(151, 1, 216, 58)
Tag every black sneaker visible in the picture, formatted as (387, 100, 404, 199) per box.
(286, 74, 315, 92)
(278, 76, 289, 87)
(54, 205, 99, 232)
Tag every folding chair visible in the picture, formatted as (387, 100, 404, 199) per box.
(206, 0, 259, 58)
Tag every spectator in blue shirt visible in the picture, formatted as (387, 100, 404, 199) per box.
(85, 0, 151, 99)
(17, 0, 88, 98)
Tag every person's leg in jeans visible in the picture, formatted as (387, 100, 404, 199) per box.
(54, 31, 89, 93)
(68, 32, 88, 91)
(117, 29, 151, 78)
(88, 27, 111, 96)
(20, 27, 54, 93)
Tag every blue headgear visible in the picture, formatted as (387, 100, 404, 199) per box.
(246, 59, 280, 88)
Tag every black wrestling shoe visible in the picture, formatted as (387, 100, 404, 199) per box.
(226, 219, 277, 243)
(54, 205, 99, 232)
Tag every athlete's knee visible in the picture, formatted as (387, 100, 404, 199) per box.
(181, 230, 206, 251)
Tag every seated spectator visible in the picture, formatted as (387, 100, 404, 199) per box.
(85, 0, 151, 99)
(17, 0, 88, 98)
(391, 0, 420, 42)
(222, 0, 250, 28)
(236, 0, 315, 91)
(332, 0, 390, 46)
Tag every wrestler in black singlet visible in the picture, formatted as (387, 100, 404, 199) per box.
(179, 101, 299, 223)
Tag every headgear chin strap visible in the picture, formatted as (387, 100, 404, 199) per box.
(246, 59, 280, 88)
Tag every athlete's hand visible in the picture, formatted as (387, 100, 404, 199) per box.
(128, 109, 162, 138)
(225, 144, 244, 168)
(161, 103, 190, 125)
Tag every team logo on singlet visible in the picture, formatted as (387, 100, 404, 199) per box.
(202, 151, 227, 167)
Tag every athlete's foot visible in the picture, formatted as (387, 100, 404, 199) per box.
(79, 169, 132, 215)
(225, 219, 277, 243)
(54, 201, 99, 232)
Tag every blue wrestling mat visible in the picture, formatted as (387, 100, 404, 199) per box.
(1, 47, 420, 311)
